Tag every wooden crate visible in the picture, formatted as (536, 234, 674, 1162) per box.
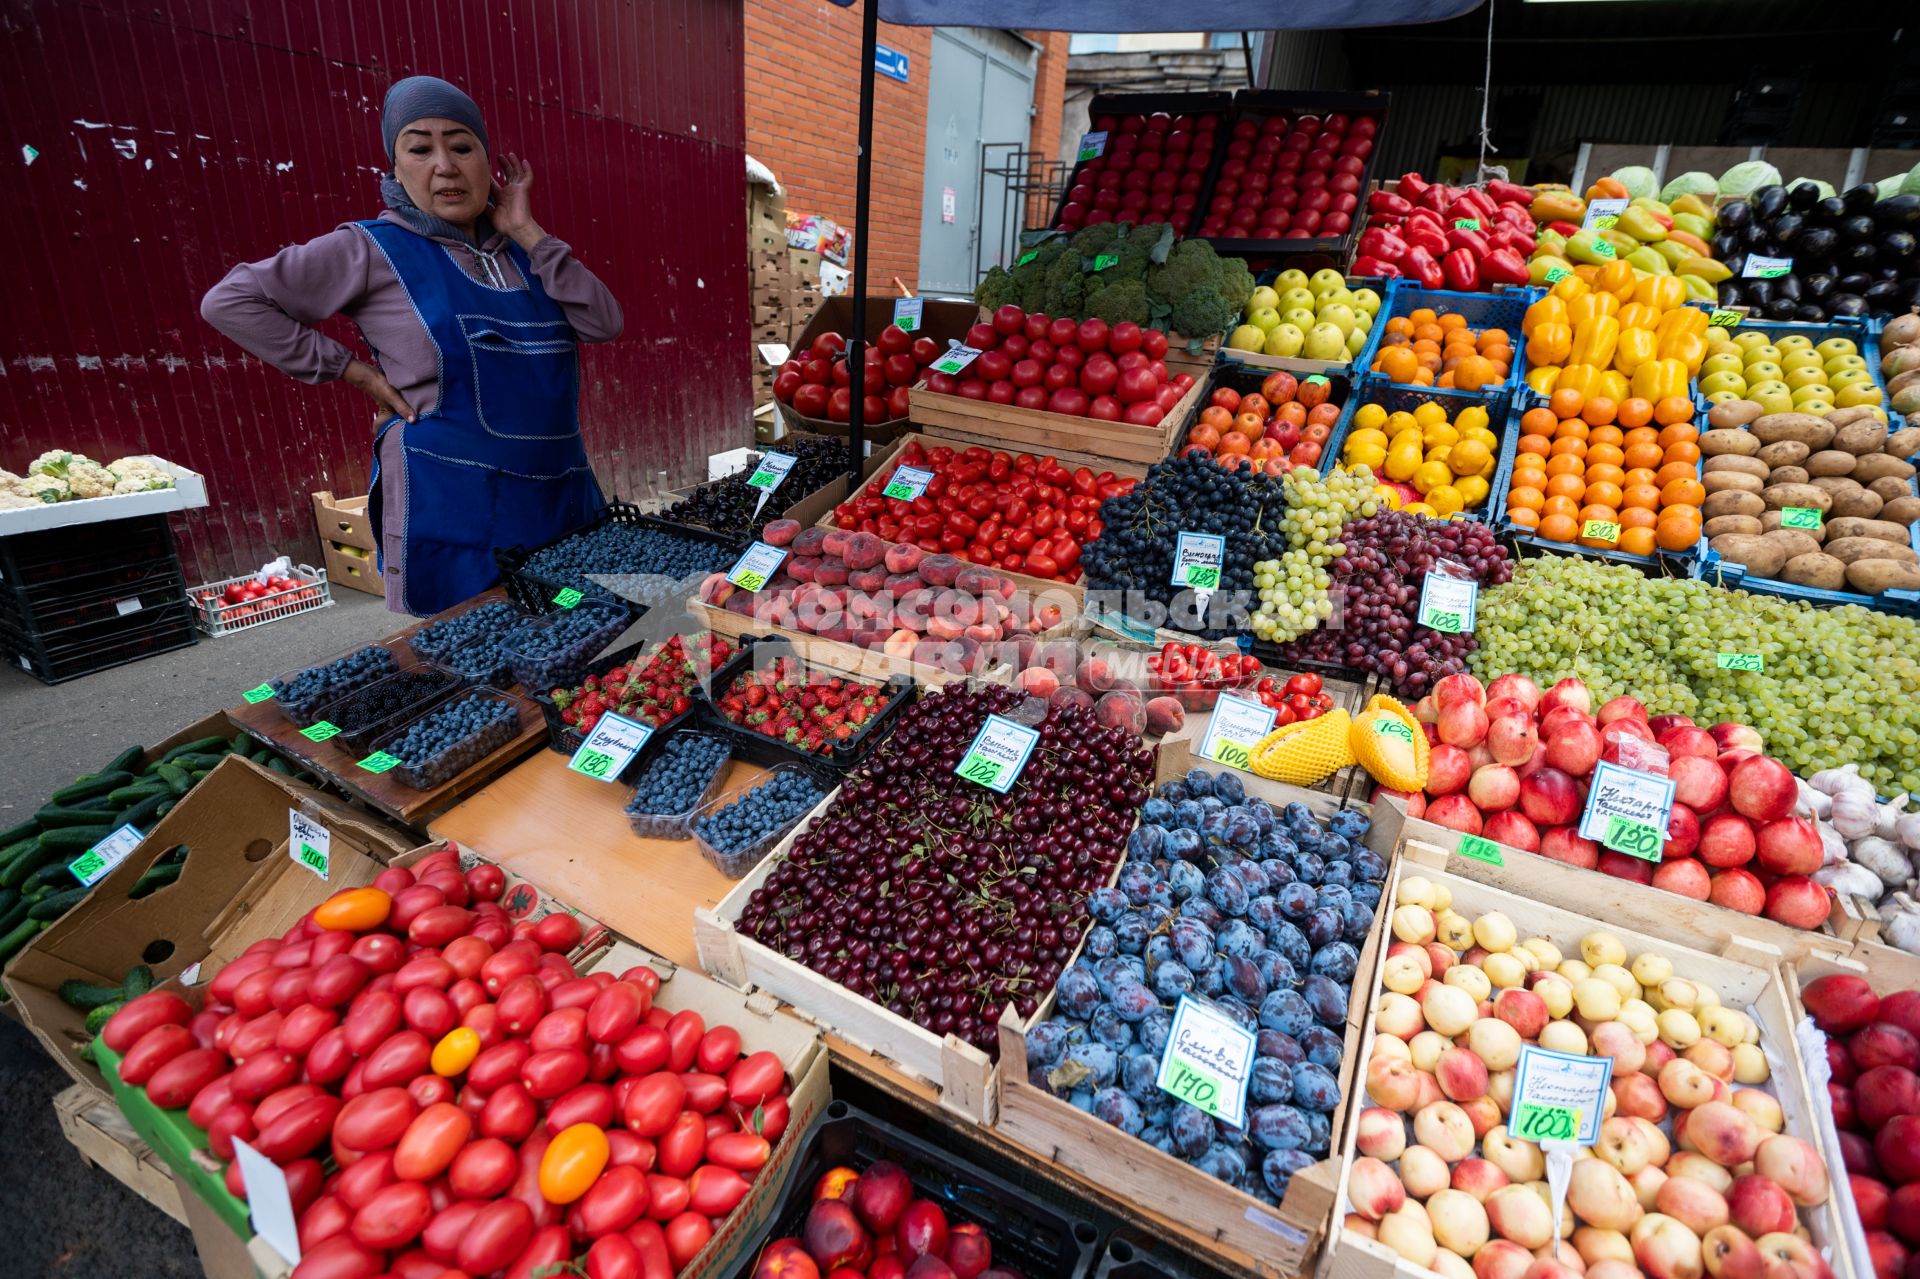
(691, 601, 1015, 689)
(54, 1083, 188, 1225)
(1320, 842, 1856, 1279)
(992, 782, 1396, 1278)
(909, 374, 1203, 466)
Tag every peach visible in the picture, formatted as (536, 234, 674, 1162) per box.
(1630, 1118, 1671, 1168)
(1413, 1069, 1448, 1112)
(1439, 1047, 1493, 1102)
(1628, 1166, 1670, 1212)
(1586, 1262, 1647, 1279)
(1683, 1040, 1735, 1083)
(1471, 1018, 1526, 1072)
(1487, 1184, 1555, 1249)
(1594, 1022, 1650, 1074)
(1529, 976, 1575, 1021)
(1644, 1041, 1678, 1077)
(1453, 1158, 1512, 1202)
(1751, 1136, 1828, 1207)
(1435, 1251, 1480, 1279)
(1416, 1101, 1479, 1162)
(1665, 1155, 1733, 1195)
(1461, 1095, 1505, 1138)
(1425, 983, 1482, 1036)
(1701, 1226, 1764, 1279)
(1430, 1189, 1493, 1260)
(1345, 1214, 1379, 1241)
(1357, 1107, 1408, 1161)
(1541, 1021, 1590, 1056)
(1577, 1229, 1638, 1267)
(1348, 1156, 1407, 1222)
(1478, 1240, 1538, 1279)
(1687, 1102, 1763, 1168)
(1489, 1069, 1516, 1115)
(1526, 1254, 1584, 1279)
(1632, 1212, 1707, 1279)
(1656, 1177, 1731, 1235)
(1485, 1126, 1546, 1183)
(1724, 1176, 1795, 1238)
(1752, 1233, 1829, 1279)
(1379, 1202, 1439, 1268)
(1728, 1090, 1781, 1134)
(1402, 1144, 1455, 1198)
(1385, 953, 1432, 996)
(1660, 1060, 1719, 1110)
(1376, 993, 1426, 1040)
(1569, 1160, 1645, 1232)
(1368, 1054, 1425, 1111)
(1413, 1030, 1454, 1072)
(1373, 1033, 1413, 1063)
(1598, 1117, 1660, 1176)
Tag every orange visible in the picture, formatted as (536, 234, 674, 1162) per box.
(1555, 419, 1590, 442)
(1587, 444, 1626, 470)
(1623, 442, 1665, 471)
(1584, 481, 1623, 509)
(1512, 466, 1548, 493)
(1653, 396, 1695, 426)
(1409, 308, 1438, 328)
(1411, 366, 1436, 386)
(1579, 503, 1620, 525)
(1657, 423, 1699, 450)
(1661, 478, 1706, 508)
(1386, 316, 1415, 337)
(1550, 437, 1588, 459)
(1616, 398, 1655, 429)
(1620, 507, 1658, 530)
(1483, 343, 1514, 368)
(1377, 347, 1420, 383)
(1623, 426, 1660, 448)
(1589, 425, 1625, 448)
(1545, 473, 1586, 500)
(1414, 323, 1445, 345)
(1581, 397, 1618, 427)
(1585, 463, 1627, 490)
(1538, 514, 1579, 542)
(1621, 483, 1662, 511)
(1549, 389, 1585, 420)
(1624, 467, 1658, 489)
(1508, 485, 1547, 513)
(1509, 507, 1540, 529)
(1481, 328, 1511, 349)
(1654, 461, 1698, 489)
(1518, 434, 1552, 459)
(1656, 510, 1702, 551)
(1439, 312, 1468, 331)
(1579, 526, 1622, 550)
(1542, 495, 1581, 519)
(1618, 526, 1659, 556)
(1521, 406, 1557, 436)
(1546, 454, 1586, 478)
(1663, 442, 1701, 467)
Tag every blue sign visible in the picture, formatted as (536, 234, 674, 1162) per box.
(875, 43, 910, 83)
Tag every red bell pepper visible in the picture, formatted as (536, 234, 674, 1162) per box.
(1485, 179, 1535, 207)
(1492, 204, 1535, 232)
(1492, 226, 1536, 257)
(1404, 246, 1445, 290)
(1357, 226, 1409, 261)
(1446, 226, 1491, 257)
(1479, 247, 1532, 287)
(1417, 183, 1455, 216)
(1402, 220, 1449, 257)
(1547, 220, 1581, 240)
(1349, 255, 1403, 279)
(1367, 190, 1413, 218)
(1442, 247, 1480, 292)
(1453, 187, 1498, 223)
(1397, 172, 1431, 200)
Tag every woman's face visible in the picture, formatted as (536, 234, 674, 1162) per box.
(393, 118, 489, 230)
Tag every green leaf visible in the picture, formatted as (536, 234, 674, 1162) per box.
(1149, 225, 1175, 265)
(1186, 337, 1205, 355)
(1018, 228, 1063, 251)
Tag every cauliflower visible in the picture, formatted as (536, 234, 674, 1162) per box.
(0, 491, 41, 511)
(29, 450, 80, 478)
(22, 474, 69, 503)
(113, 473, 173, 495)
(66, 459, 118, 499)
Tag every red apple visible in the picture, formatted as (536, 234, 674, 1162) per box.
(1729, 756, 1798, 823)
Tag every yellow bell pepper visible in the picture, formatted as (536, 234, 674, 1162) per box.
(1553, 271, 1594, 300)
(1598, 370, 1630, 403)
(1528, 255, 1576, 288)
(1679, 274, 1716, 303)
(1617, 302, 1661, 333)
(1529, 189, 1587, 224)
(1680, 256, 1731, 284)
(1612, 326, 1658, 377)
(1554, 364, 1603, 400)
(1526, 365, 1561, 397)
(1594, 260, 1638, 301)
(1654, 306, 1708, 342)
(1658, 328, 1708, 375)
(1526, 322, 1573, 367)
(1567, 292, 1619, 327)
(1631, 275, 1685, 312)
(1570, 316, 1620, 369)
(1629, 357, 1688, 403)
(1522, 295, 1568, 337)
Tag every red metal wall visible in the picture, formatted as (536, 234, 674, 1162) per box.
(0, 0, 747, 582)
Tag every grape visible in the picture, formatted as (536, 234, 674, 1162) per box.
(1467, 557, 1920, 795)
(1250, 465, 1381, 643)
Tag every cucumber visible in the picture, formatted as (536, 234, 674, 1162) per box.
(31, 887, 91, 920)
(36, 825, 116, 852)
(35, 805, 123, 829)
(171, 752, 228, 770)
(107, 781, 169, 807)
(119, 793, 172, 830)
(75, 795, 119, 811)
(84, 1000, 124, 1035)
(59, 978, 128, 1010)
(153, 735, 228, 766)
(0, 838, 39, 871)
(0, 888, 16, 919)
(121, 964, 155, 996)
(0, 899, 28, 939)
(50, 771, 134, 805)
(154, 763, 192, 796)
(24, 860, 81, 893)
(0, 819, 42, 849)
(100, 745, 146, 777)
(127, 862, 182, 900)
(0, 842, 64, 889)
(0, 917, 47, 964)
(229, 732, 251, 754)
(268, 758, 293, 776)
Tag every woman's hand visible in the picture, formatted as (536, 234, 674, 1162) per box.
(491, 153, 546, 250)
(343, 358, 417, 423)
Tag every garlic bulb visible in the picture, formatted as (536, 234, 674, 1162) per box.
(1811, 763, 1872, 798)
(1876, 793, 1911, 840)
(1896, 811, 1920, 852)
(1832, 794, 1879, 840)
(1852, 836, 1910, 889)
(1796, 778, 1832, 821)
(1820, 823, 1849, 867)
(1883, 892, 1920, 956)
(1815, 862, 1885, 899)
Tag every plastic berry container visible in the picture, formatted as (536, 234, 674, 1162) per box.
(624, 731, 735, 840)
(314, 665, 468, 755)
(688, 764, 830, 877)
(407, 599, 522, 686)
(502, 604, 631, 692)
(373, 689, 530, 790)
(269, 644, 401, 728)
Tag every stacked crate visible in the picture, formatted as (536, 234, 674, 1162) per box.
(749, 182, 793, 405)
(0, 516, 196, 682)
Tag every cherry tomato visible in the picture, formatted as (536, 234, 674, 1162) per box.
(392, 1102, 473, 1180)
(1284, 672, 1323, 697)
(314, 887, 392, 932)
(540, 1122, 610, 1204)
(432, 1026, 483, 1077)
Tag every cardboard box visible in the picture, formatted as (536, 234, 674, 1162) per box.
(321, 539, 381, 595)
(309, 490, 374, 552)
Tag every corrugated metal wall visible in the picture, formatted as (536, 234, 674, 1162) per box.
(0, 0, 747, 582)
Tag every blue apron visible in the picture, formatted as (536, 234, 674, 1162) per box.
(359, 219, 602, 616)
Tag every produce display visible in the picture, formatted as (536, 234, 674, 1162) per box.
(272, 646, 400, 726)
(772, 326, 946, 426)
(1711, 180, 1920, 320)
(1198, 109, 1380, 244)
(1348, 881, 1835, 1279)
(1245, 465, 1384, 643)
(503, 606, 633, 693)
(101, 853, 800, 1279)
(828, 437, 1137, 581)
(1051, 109, 1219, 235)
(1182, 370, 1341, 472)
(755, 1157, 1015, 1279)
(550, 632, 734, 735)
(316, 668, 464, 751)
(735, 681, 1154, 1055)
(517, 520, 733, 603)
(1503, 387, 1706, 554)
(1696, 327, 1884, 417)
(923, 304, 1195, 426)
(708, 654, 897, 755)
(1228, 270, 1383, 364)
(1519, 268, 1708, 407)
(1354, 175, 1534, 290)
(662, 435, 846, 538)
(381, 693, 523, 789)
(1023, 769, 1383, 1204)
(1369, 307, 1514, 392)
(0, 451, 176, 509)
(1338, 394, 1502, 519)
(624, 733, 734, 838)
(408, 601, 521, 683)
(691, 767, 827, 876)
(1801, 766, 1920, 951)
(975, 224, 1255, 338)
(1529, 184, 1726, 306)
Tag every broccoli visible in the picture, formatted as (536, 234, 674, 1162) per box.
(1169, 286, 1236, 339)
(975, 265, 1016, 312)
(1085, 279, 1150, 327)
(1069, 223, 1122, 256)
(1218, 259, 1256, 312)
(1016, 267, 1050, 315)
(1046, 272, 1089, 319)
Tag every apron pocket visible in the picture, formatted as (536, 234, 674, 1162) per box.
(458, 316, 579, 441)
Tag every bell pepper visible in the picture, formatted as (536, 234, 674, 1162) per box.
(1454, 187, 1498, 223)
(1625, 246, 1672, 277)
(1350, 255, 1404, 279)
(1368, 190, 1414, 218)
(1398, 172, 1431, 200)
(1585, 176, 1629, 201)
(1526, 322, 1573, 367)
(1405, 246, 1444, 290)
(1522, 295, 1568, 337)
(1617, 302, 1660, 333)
(1629, 357, 1687, 403)
(1565, 230, 1620, 266)
(1616, 206, 1669, 243)
(1529, 254, 1576, 287)
(1611, 326, 1657, 377)
(1597, 370, 1630, 403)
(1550, 271, 1591, 301)
(1526, 365, 1561, 397)
(1358, 226, 1409, 262)
(1599, 228, 1638, 257)
(1555, 364, 1603, 399)
(1670, 212, 1713, 241)
(1546, 220, 1582, 240)
(1485, 179, 1533, 206)
(1529, 189, 1587, 224)
(1567, 291, 1619, 326)
(1594, 260, 1638, 301)
(1666, 229, 1713, 258)
(1493, 203, 1535, 232)
(1670, 193, 1715, 221)
(1447, 225, 1491, 257)
(1632, 275, 1686, 312)
(1418, 184, 1455, 216)
(1679, 274, 1715, 303)
(1492, 226, 1536, 257)
(1534, 229, 1569, 259)
(1659, 328, 1707, 374)
(1570, 316, 1620, 369)
(1654, 305, 1706, 341)
(1652, 240, 1694, 269)
(1442, 247, 1480, 292)
(1481, 247, 1531, 287)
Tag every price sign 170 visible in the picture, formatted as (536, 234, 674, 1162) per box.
(1162, 1059, 1221, 1108)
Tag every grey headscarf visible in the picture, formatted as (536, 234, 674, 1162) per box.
(379, 75, 494, 248)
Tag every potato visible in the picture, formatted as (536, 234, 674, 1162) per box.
(1707, 400, 1764, 430)
(1869, 476, 1912, 502)
(1825, 516, 1912, 545)
(1710, 535, 1786, 578)
(1826, 405, 1882, 429)
(1770, 466, 1811, 486)
(1700, 429, 1761, 457)
(1829, 488, 1885, 520)
(1756, 440, 1810, 469)
(1703, 490, 1766, 520)
(1886, 426, 1920, 459)
(1761, 529, 1824, 561)
(1811, 475, 1864, 497)
(1704, 470, 1765, 495)
(1824, 537, 1918, 566)
(1853, 454, 1918, 483)
(1881, 496, 1920, 526)
(1703, 514, 1764, 539)
(1705, 454, 1771, 479)
(1751, 413, 1835, 449)
(1846, 560, 1920, 594)
(1781, 553, 1848, 590)
(1806, 450, 1861, 478)
(1762, 483, 1833, 512)
(1833, 420, 1891, 455)
(1761, 510, 1824, 540)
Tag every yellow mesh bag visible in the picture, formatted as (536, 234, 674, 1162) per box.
(1247, 709, 1355, 786)
(1350, 693, 1429, 791)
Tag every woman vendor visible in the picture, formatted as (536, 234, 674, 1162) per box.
(201, 75, 621, 615)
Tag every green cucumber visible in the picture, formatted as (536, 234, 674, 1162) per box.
(59, 978, 127, 1010)
(153, 735, 228, 766)
(153, 763, 192, 796)
(0, 888, 16, 919)
(171, 751, 228, 770)
(74, 795, 119, 811)
(0, 819, 42, 849)
(127, 862, 183, 900)
(0, 842, 65, 890)
(100, 745, 146, 777)
(84, 1001, 124, 1035)
(119, 793, 171, 830)
(0, 917, 47, 964)
(35, 805, 123, 829)
(0, 899, 29, 938)
(107, 781, 169, 806)
(121, 964, 155, 996)
(30, 887, 91, 920)
(24, 860, 81, 893)
(0, 838, 39, 871)
(35, 825, 116, 852)
(229, 733, 251, 754)
(50, 771, 134, 805)
(268, 758, 293, 776)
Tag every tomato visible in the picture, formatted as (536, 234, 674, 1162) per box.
(686, 1165, 751, 1217)
(621, 1073, 684, 1137)
(188, 1074, 238, 1129)
(469, 1039, 533, 1092)
(343, 990, 404, 1054)
(227, 964, 283, 1017)
(393, 1102, 473, 1180)
(705, 1131, 771, 1173)
(103, 992, 193, 1056)
(662, 1010, 704, 1073)
(504, 1225, 575, 1279)
(333, 1150, 397, 1211)
(481, 941, 541, 995)
(288, 1233, 384, 1279)
(627, 1219, 676, 1279)
(407, 1074, 454, 1109)
(532, 913, 583, 953)
(571, 1163, 651, 1238)
(607, 1130, 656, 1171)
(585, 982, 645, 1045)
(1284, 672, 1323, 697)
(230, 1048, 300, 1102)
(409, 904, 474, 948)
(348, 933, 405, 974)
(255, 1094, 343, 1162)
(314, 887, 392, 932)
(755, 1094, 792, 1143)
(440, 936, 493, 981)
(656, 1111, 706, 1179)
(255, 1083, 328, 1129)
(350, 1180, 432, 1249)
(531, 1007, 590, 1053)
(448, 1137, 519, 1199)
(547, 1082, 615, 1134)
(692, 1025, 742, 1075)
(665, 1211, 712, 1269)
(393, 954, 456, 993)
(588, 1233, 645, 1279)
(522, 1047, 589, 1100)
(430, 1026, 482, 1077)
(466, 863, 506, 902)
(335, 1087, 419, 1153)
(403, 987, 457, 1040)
(479, 1081, 539, 1143)
(421, 1198, 486, 1264)
(118, 1022, 194, 1085)
(418, 868, 470, 908)
(550, 977, 600, 1011)
(495, 974, 548, 1035)
(456, 1198, 536, 1275)
(458, 997, 500, 1044)
(614, 1025, 670, 1076)
(640, 1172, 688, 1222)
(144, 1048, 227, 1109)
(299, 1194, 354, 1251)
(229, 1010, 286, 1060)
(275, 1004, 338, 1058)
(362, 1030, 432, 1090)
(207, 1103, 256, 1160)
(727, 1051, 786, 1108)
(409, 850, 460, 879)
(388, 884, 447, 933)
(540, 1122, 610, 1204)
(372, 865, 415, 895)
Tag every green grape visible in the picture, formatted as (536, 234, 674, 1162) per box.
(1251, 464, 1379, 643)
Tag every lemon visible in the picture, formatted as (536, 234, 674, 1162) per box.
(1374, 484, 1403, 509)
(1426, 484, 1465, 517)
(1346, 427, 1388, 453)
(1448, 438, 1492, 476)
(1413, 460, 1453, 495)
(1353, 403, 1389, 432)
(1456, 406, 1489, 433)
(1426, 445, 1453, 470)
(1386, 411, 1419, 436)
(1347, 443, 1388, 470)
(1455, 475, 1490, 507)
(1412, 401, 1447, 428)
(1423, 423, 1460, 449)
(1404, 501, 1437, 518)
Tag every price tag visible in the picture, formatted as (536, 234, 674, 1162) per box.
(745, 451, 796, 515)
(299, 720, 340, 743)
(1543, 267, 1571, 284)
(1709, 309, 1742, 328)
(242, 683, 276, 704)
(1582, 198, 1628, 231)
(234, 1138, 302, 1266)
(1743, 255, 1793, 279)
(1373, 717, 1416, 748)
(1581, 519, 1621, 544)
(1452, 218, 1482, 231)
(882, 464, 935, 502)
(1092, 253, 1119, 271)
(1156, 996, 1257, 1126)
(553, 587, 584, 609)
(892, 297, 925, 332)
(1590, 240, 1617, 260)
(115, 598, 143, 616)
(1076, 131, 1109, 162)
(568, 712, 655, 781)
(1717, 653, 1764, 672)
(1202, 693, 1277, 772)
(756, 343, 791, 366)
(1779, 506, 1823, 530)
(288, 811, 331, 881)
(1171, 532, 1225, 591)
(68, 824, 146, 887)
(930, 344, 981, 376)
(1418, 572, 1478, 634)
(1603, 813, 1666, 861)
(955, 713, 1041, 794)
(1456, 834, 1505, 867)
(1578, 760, 1675, 854)
(726, 541, 789, 593)
(356, 751, 400, 774)
(1016, 249, 1039, 267)
(1510, 1044, 1612, 1145)
(1303, 374, 1330, 387)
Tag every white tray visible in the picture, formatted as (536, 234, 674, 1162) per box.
(0, 456, 209, 536)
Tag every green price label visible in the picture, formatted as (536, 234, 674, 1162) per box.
(1604, 813, 1664, 861)
(1092, 253, 1119, 271)
(1511, 1101, 1581, 1142)
(1543, 267, 1571, 284)
(1590, 240, 1617, 260)
(553, 587, 584, 608)
(242, 683, 275, 704)
(67, 850, 107, 882)
(1452, 218, 1481, 231)
(1581, 520, 1621, 543)
(571, 748, 617, 779)
(1717, 653, 1764, 672)
(958, 755, 1004, 788)
(1303, 375, 1330, 387)
(300, 721, 341, 743)
(882, 481, 915, 500)
(1210, 739, 1252, 770)
(296, 842, 329, 876)
(1424, 609, 1465, 634)
(733, 570, 767, 592)
(1016, 249, 1038, 266)
(1779, 507, 1823, 530)
(746, 469, 777, 489)
(356, 751, 400, 774)
(1709, 309, 1741, 328)
(1185, 565, 1220, 590)
(1161, 1058, 1229, 1117)
(1374, 718, 1415, 746)
(1456, 834, 1505, 867)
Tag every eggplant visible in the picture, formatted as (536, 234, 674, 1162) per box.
(1880, 264, 1905, 281)
(1840, 214, 1876, 243)
(1882, 230, 1916, 261)
(1840, 240, 1879, 268)
(1864, 279, 1904, 313)
(1764, 297, 1799, 319)
(1797, 227, 1839, 260)
(1829, 294, 1868, 318)
(1843, 184, 1879, 216)
(1713, 231, 1745, 259)
(1787, 183, 1821, 212)
(1794, 303, 1828, 322)
(1716, 280, 1744, 308)
(1774, 273, 1803, 304)
(1902, 278, 1920, 309)
(1814, 196, 1848, 225)
(1874, 194, 1920, 230)
(1744, 278, 1776, 309)
(1771, 212, 1805, 246)
(1752, 186, 1789, 221)
(1804, 271, 1837, 298)
(1722, 251, 1749, 279)
(1743, 220, 1773, 250)
(1720, 201, 1753, 230)
(1837, 272, 1875, 296)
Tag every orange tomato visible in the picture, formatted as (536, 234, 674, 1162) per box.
(432, 1027, 483, 1077)
(314, 887, 392, 933)
(541, 1123, 611, 1204)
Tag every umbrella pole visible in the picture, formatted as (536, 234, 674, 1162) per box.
(846, 0, 880, 483)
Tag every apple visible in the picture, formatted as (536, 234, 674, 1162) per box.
(1520, 768, 1583, 826)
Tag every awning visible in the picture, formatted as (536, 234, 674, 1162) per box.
(824, 0, 1482, 31)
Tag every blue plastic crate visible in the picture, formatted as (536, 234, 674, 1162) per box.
(1701, 314, 1878, 405)
(1319, 375, 1515, 524)
(1698, 547, 1920, 617)
(1356, 280, 1543, 396)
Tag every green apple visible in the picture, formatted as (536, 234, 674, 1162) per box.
(1814, 337, 1858, 361)
(1309, 268, 1345, 297)
(1228, 324, 1266, 353)
(1279, 288, 1316, 314)
(1318, 303, 1358, 338)
(1773, 334, 1813, 354)
(1281, 307, 1319, 332)
(1248, 307, 1282, 333)
(1247, 285, 1281, 316)
(1733, 332, 1771, 354)
(1264, 324, 1306, 358)
(1824, 354, 1867, 379)
(1353, 288, 1383, 317)
(1781, 349, 1825, 373)
(1743, 360, 1784, 385)
(1702, 353, 1745, 379)
(1706, 389, 1745, 406)
(1352, 310, 1373, 334)
(1831, 368, 1876, 392)
(1789, 383, 1832, 407)
(1277, 269, 1310, 291)
(1345, 327, 1368, 357)
(1749, 381, 1794, 414)
(1322, 287, 1358, 311)
(1699, 370, 1748, 398)
(1745, 344, 1783, 368)
(1785, 366, 1829, 391)
(1303, 322, 1348, 361)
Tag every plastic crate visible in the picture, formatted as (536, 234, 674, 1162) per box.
(189, 564, 333, 637)
(1319, 376, 1516, 524)
(697, 634, 913, 777)
(501, 604, 633, 693)
(1357, 280, 1543, 395)
(0, 555, 187, 638)
(688, 762, 830, 877)
(1044, 91, 1235, 237)
(736, 1100, 1101, 1279)
(311, 665, 469, 756)
(0, 597, 197, 685)
(1167, 362, 1353, 461)
(1093, 1233, 1208, 1279)
(493, 501, 739, 615)
(372, 689, 529, 790)
(624, 731, 734, 840)
(0, 513, 174, 589)
(533, 631, 747, 778)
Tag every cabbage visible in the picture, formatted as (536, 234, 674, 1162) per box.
(1879, 174, 1908, 201)
(1786, 178, 1835, 202)
(1659, 171, 1717, 204)
(1610, 166, 1657, 199)
(1719, 161, 1782, 197)
(1903, 162, 1920, 197)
